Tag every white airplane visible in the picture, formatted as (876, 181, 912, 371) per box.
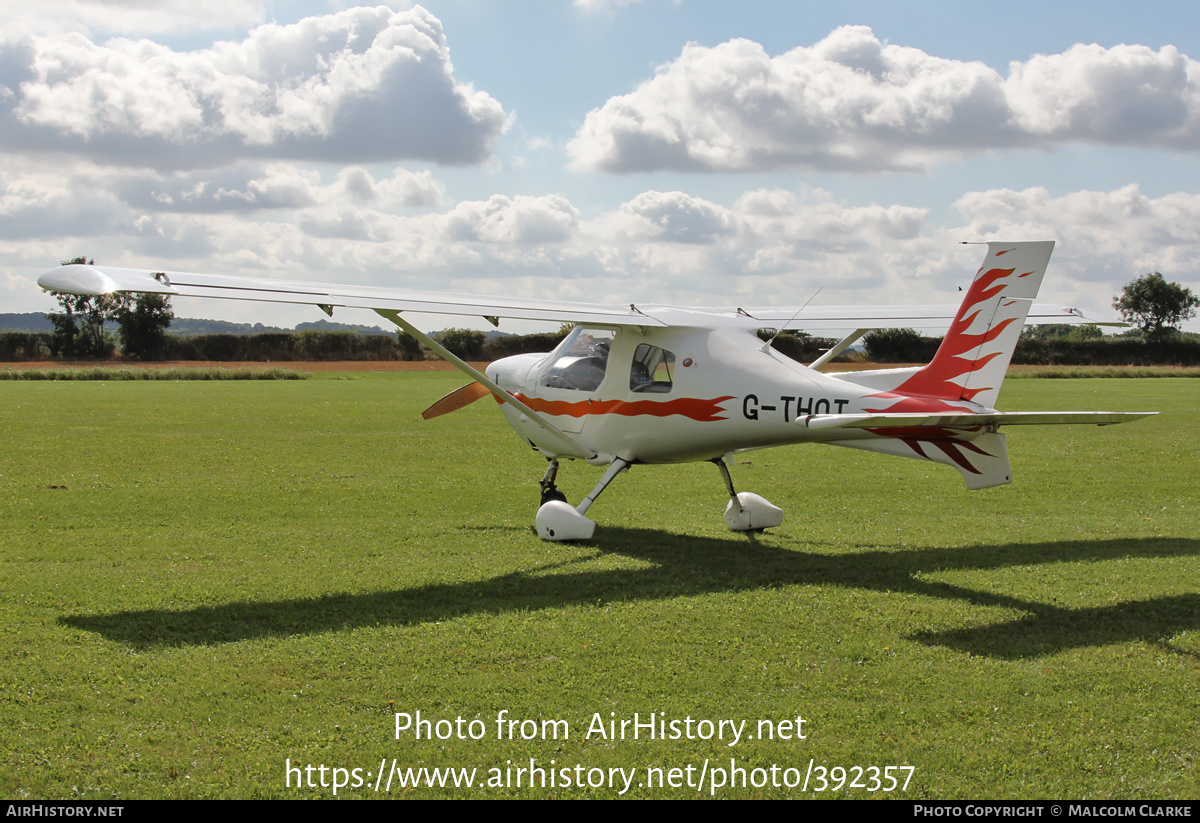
(39, 241, 1153, 541)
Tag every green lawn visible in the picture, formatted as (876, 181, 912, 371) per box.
(1, 374, 1195, 798)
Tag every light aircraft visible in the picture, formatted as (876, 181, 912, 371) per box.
(38, 240, 1154, 541)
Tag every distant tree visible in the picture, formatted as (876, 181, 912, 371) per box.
(47, 292, 119, 358)
(1113, 273, 1199, 340)
(1022, 324, 1073, 341)
(436, 328, 486, 360)
(1069, 324, 1104, 341)
(397, 332, 423, 361)
(46, 297, 80, 358)
(863, 327, 933, 363)
(1022, 323, 1104, 341)
(45, 257, 119, 358)
(113, 292, 174, 360)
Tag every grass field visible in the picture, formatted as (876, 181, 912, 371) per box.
(1, 373, 1195, 799)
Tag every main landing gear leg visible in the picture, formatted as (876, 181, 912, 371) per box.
(536, 458, 631, 542)
(712, 458, 783, 532)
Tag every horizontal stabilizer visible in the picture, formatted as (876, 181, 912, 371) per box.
(833, 431, 1015, 489)
(802, 411, 1156, 431)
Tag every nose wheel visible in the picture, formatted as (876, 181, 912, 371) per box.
(535, 458, 631, 541)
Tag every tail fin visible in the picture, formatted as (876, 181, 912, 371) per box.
(890, 241, 1054, 409)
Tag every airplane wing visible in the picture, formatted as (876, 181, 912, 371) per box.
(801, 411, 1157, 431)
(36, 264, 1110, 332)
(735, 303, 1118, 328)
(37, 265, 665, 328)
(37, 263, 618, 458)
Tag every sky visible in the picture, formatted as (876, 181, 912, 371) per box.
(3, 0, 1199, 333)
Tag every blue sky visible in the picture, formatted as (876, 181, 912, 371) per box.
(3, 0, 1198, 332)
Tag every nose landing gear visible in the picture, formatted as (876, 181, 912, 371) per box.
(535, 458, 630, 541)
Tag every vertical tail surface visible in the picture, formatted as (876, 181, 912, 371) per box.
(834, 241, 1054, 489)
(889, 241, 1054, 410)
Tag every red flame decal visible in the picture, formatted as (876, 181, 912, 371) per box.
(865, 266, 1023, 407)
(864, 425, 994, 474)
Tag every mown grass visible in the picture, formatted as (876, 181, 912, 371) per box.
(1008, 365, 1200, 379)
(0, 367, 308, 380)
(0, 374, 1195, 799)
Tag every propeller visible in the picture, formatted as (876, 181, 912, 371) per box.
(421, 381, 492, 419)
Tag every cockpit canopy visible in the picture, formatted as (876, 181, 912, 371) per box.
(539, 327, 677, 395)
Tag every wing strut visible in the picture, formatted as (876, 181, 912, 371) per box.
(375, 310, 594, 460)
(808, 328, 869, 371)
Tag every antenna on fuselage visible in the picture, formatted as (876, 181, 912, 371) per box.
(760, 288, 822, 353)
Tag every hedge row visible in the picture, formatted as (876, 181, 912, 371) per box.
(0, 330, 411, 362)
(157, 331, 406, 361)
(1011, 337, 1200, 366)
(0, 332, 53, 361)
(862, 331, 1200, 366)
(761, 333, 846, 362)
(5, 328, 1199, 365)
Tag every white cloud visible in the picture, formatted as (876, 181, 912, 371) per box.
(1005, 43, 1200, 146)
(107, 163, 444, 214)
(568, 26, 1200, 173)
(443, 194, 579, 244)
(373, 168, 446, 208)
(578, 187, 935, 303)
(606, 190, 738, 244)
(952, 184, 1200, 292)
(11, 0, 269, 37)
(0, 160, 127, 239)
(1, 5, 508, 168)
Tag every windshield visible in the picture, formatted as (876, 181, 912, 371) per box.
(540, 327, 615, 392)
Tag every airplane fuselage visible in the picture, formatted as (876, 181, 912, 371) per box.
(486, 316, 985, 466)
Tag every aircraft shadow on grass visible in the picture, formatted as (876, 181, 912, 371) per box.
(60, 533, 1199, 659)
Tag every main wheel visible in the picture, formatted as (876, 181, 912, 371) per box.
(540, 487, 567, 506)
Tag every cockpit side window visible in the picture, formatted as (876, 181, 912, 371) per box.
(629, 344, 674, 393)
(540, 327, 615, 392)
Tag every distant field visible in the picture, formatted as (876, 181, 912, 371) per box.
(1, 374, 1195, 799)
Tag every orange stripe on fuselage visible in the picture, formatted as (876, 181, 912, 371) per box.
(502, 394, 734, 422)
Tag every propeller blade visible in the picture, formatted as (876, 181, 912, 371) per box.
(421, 381, 491, 419)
